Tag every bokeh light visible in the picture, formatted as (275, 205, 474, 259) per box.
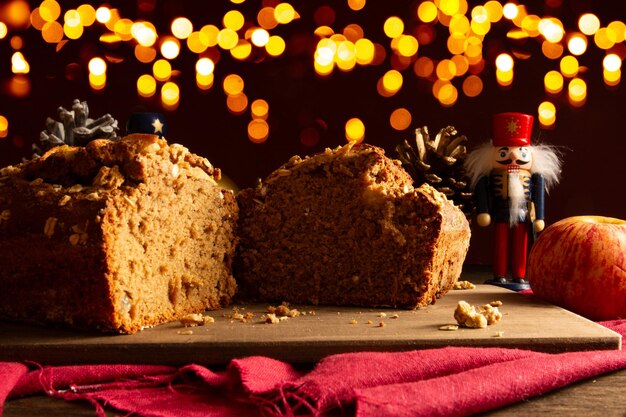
(578, 13, 600, 36)
(171, 17, 193, 39)
(248, 119, 269, 143)
(88, 57, 106, 76)
(223, 74, 244, 95)
(160, 37, 181, 59)
(137, 74, 157, 98)
(345, 118, 365, 143)
(390, 108, 412, 131)
(538, 101, 556, 127)
(544, 70, 564, 94)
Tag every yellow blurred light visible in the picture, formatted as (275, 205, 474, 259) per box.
(464, 36, 482, 58)
(39, 0, 60, 22)
(472, 6, 488, 24)
(541, 40, 564, 59)
(251, 99, 269, 119)
(0, 22, 6, 39)
(603, 54, 622, 72)
(462, 75, 483, 97)
(604, 69, 621, 86)
(171, 17, 192, 39)
(437, 82, 458, 106)
(354, 38, 374, 65)
(223, 74, 244, 95)
(496, 69, 513, 85)
(568, 77, 586, 100)
(314, 60, 334, 76)
(417, 1, 438, 23)
(451, 54, 468, 76)
(436, 59, 456, 80)
(257, 7, 278, 30)
(11, 51, 29, 74)
(153, 59, 172, 81)
(64, 9, 81, 27)
(471, 19, 491, 36)
(132, 22, 157, 47)
(274, 3, 296, 24)
(521, 15, 540, 37)
(224, 10, 245, 31)
(251, 28, 270, 46)
(336, 40, 355, 61)
(196, 73, 214, 90)
(41, 20, 63, 43)
(449, 14, 470, 37)
(578, 13, 600, 36)
(99, 33, 122, 44)
(88, 57, 106, 76)
(160, 38, 180, 59)
(0, 115, 8, 133)
(414, 56, 434, 78)
(484, 0, 503, 22)
(196, 57, 215, 75)
(6, 74, 30, 97)
(230, 0, 245, 3)
(113, 18, 133, 41)
(104, 8, 120, 31)
(231, 40, 252, 60)
(538, 101, 556, 127)
(64, 22, 83, 39)
(544, 70, 563, 94)
(502, 3, 518, 20)
(495, 53, 513, 71)
(201, 25, 220, 47)
(248, 120, 269, 144)
(348, 0, 366, 11)
(161, 82, 180, 104)
(607, 21, 626, 43)
(397, 34, 418, 57)
(316, 41, 335, 66)
(560, 55, 578, 77)
(266, 35, 285, 56)
(345, 118, 365, 143)
(218, 28, 239, 50)
(135, 45, 156, 63)
(77, 4, 95, 26)
(439, 0, 462, 16)
(89, 73, 106, 90)
(567, 33, 587, 56)
(227, 93, 248, 115)
(137, 74, 156, 98)
(384, 16, 404, 38)
(382, 69, 403, 94)
(95, 6, 111, 24)
(390, 108, 411, 131)
(539, 18, 564, 43)
(314, 25, 335, 38)
(594, 28, 615, 50)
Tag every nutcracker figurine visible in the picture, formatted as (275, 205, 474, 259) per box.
(464, 112, 562, 290)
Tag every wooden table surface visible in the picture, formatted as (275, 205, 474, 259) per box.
(4, 266, 626, 416)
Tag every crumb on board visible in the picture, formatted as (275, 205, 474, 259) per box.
(350, 319, 358, 325)
(378, 321, 385, 328)
(454, 300, 503, 329)
(453, 280, 476, 290)
(493, 331, 505, 337)
(179, 313, 212, 327)
(439, 324, 459, 331)
(177, 329, 194, 335)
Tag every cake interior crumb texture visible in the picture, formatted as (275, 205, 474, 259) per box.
(0, 134, 237, 333)
(235, 144, 471, 308)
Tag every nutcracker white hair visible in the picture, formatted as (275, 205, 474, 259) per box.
(464, 141, 563, 191)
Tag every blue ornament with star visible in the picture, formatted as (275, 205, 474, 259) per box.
(126, 113, 167, 138)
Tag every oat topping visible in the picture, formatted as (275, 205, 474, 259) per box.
(179, 313, 206, 327)
(68, 184, 84, 193)
(0, 209, 10, 223)
(43, 217, 58, 238)
(30, 178, 44, 186)
(58, 195, 71, 207)
(92, 165, 125, 189)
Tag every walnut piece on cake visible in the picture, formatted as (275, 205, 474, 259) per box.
(235, 144, 471, 309)
(0, 134, 237, 333)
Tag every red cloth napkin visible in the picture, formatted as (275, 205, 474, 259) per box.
(1, 321, 625, 417)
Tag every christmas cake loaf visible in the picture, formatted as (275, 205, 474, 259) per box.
(235, 143, 470, 308)
(0, 133, 238, 333)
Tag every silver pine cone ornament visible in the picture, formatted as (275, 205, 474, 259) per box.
(396, 126, 474, 220)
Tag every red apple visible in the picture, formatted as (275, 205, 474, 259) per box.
(527, 216, 626, 321)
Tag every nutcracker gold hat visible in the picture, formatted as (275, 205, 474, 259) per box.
(492, 112, 533, 147)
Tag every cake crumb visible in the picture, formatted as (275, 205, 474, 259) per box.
(366, 320, 373, 324)
(377, 321, 386, 328)
(439, 324, 459, 331)
(177, 329, 194, 335)
(390, 313, 399, 319)
(378, 312, 387, 318)
(203, 316, 215, 325)
(265, 313, 280, 324)
(493, 331, 505, 337)
(454, 300, 503, 329)
(350, 319, 358, 325)
(179, 313, 205, 327)
(453, 280, 476, 290)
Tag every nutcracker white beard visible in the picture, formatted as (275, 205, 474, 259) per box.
(508, 167, 526, 226)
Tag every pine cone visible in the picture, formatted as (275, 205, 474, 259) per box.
(33, 99, 119, 158)
(396, 126, 474, 220)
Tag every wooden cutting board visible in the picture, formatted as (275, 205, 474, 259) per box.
(0, 285, 621, 365)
